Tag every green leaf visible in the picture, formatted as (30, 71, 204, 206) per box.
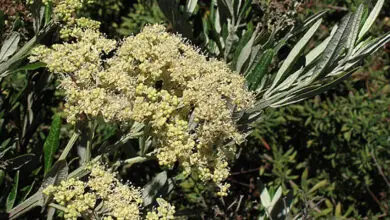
(44, 114, 61, 175)
(42, 160, 68, 188)
(0, 21, 53, 76)
(346, 4, 364, 57)
(312, 13, 352, 80)
(186, 0, 198, 14)
(301, 168, 309, 191)
(302, 10, 327, 30)
(20, 181, 35, 203)
(260, 187, 271, 207)
(353, 33, 390, 59)
(270, 186, 282, 208)
(274, 71, 353, 107)
(59, 132, 79, 161)
(8, 191, 44, 220)
(335, 202, 342, 217)
(6, 171, 19, 212)
(44, 1, 53, 25)
(231, 26, 254, 71)
(266, 19, 322, 95)
(15, 62, 46, 72)
(358, 0, 384, 41)
(142, 171, 170, 206)
(308, 179, 328, 194)
(306, 25, 338, 66)
(0, 169, 4, 186)
(269, 190, 293, 219)
(246, 49, 274, 91)
(0, 32, 20, 62)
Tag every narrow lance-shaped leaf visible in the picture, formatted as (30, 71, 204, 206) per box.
(306, 25, 338, 66)
(43, 114, 62, 175)
(6, 171, 19, 212)
(260, 187, 271, 207)
(302, 10, 327, 30)
(271, 70, 354, 108)
(20, 181, 35, 203)
(233, 25, 257, 72)
(272, 67, 304, 93)
(0, 32, 20, 62)
(246, 49, 274, 91)
(143, 171, 168, 206)
(270, 186, 283, 208)
(312, 13, 352, 80)
(265, 19, 322, 97)
(352, 32, 390, 60)
(308, 179, 328, 194)
(345, 4, 364, 58)
(358, 0, 384, 41)
(14, 62, 46, 72)
(44, 1, 53, 25)
(186, 0, 198, 14)
(0, 22, 53, 76)
(335, 203, 342, 217)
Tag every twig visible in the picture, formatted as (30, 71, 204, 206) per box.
(371, 152, 390, 188)
(48, 203, 67, 212)
(112, 153, 155, 169)
(231, 167, 260, 176)
(59, 132, 79, 160)
(235, 195, 244, 213)
(227, 178, 250, 188)
(366, 185, 388, 215)
(260, 137, 271, 150)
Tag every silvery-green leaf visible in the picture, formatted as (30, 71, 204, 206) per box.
(186, 0, 198, 14)
(6, 171, 19, 212)
(284, 71, 354, 106)
(353, 33, 390, 59)
(0, 32, 20, 62)
(235, 25, 260, 72)
(142, 171, 169, 206)
(270, 186, 283, 209)
(312, 13, 352, 80)
(358, 0, 384, 41)
(273, 67, 304, 93)
(266, 19, 322, 96)
(346, 4, 364, 57)
(231, 27, 254, 71)
(8, 192, 44, 220)
(302, 10, 327, 29)
(219, 0, 234, 17)
(0, 22, 53, 76)
(260, 187, 271, 207)
(246, 49, 274, 91)
(306, 25, 338, 66)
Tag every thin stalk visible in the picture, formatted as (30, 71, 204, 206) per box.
(48, 203, 67, 212)
(59, 132, 80, 161)
(113, 153, 155, 169)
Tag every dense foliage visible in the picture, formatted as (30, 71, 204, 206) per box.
(0, 0, 389, 219)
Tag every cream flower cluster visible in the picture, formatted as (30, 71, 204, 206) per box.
(32, 24, 254, 196)
(43, 164, 143, 220)
(28, 0, 98, 39)
(29, 0, 94, 24)
(146, 198, 176, 220)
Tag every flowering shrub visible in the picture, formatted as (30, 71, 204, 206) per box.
(0, 0, 388, 219)
(31, 23, 254, 196)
